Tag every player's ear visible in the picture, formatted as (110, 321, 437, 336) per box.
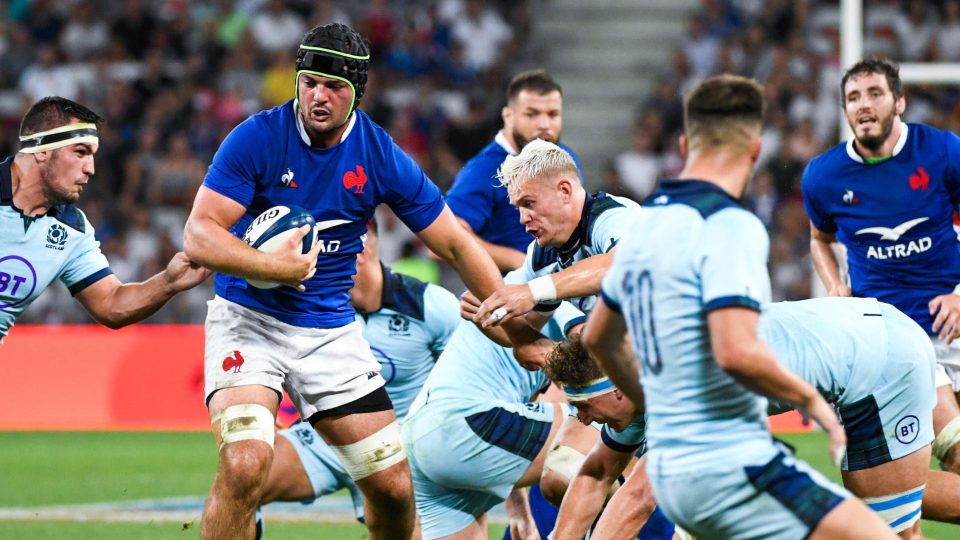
(895, 94, 906, 117)
(678, 134, 689, 160)
(502, 105, 512, 127)
(749, 137, 762, 163)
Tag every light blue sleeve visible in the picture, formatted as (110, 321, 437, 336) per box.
(590, 205, 640, 254)
(542, 301, 587, 342)
(59, 211, 111, 295)
(423, 284, 461, 358)
(601, 415, 646, 455)
(698, 209, 771, 313)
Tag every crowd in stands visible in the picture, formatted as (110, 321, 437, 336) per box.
(3, 0, 954, 324)
(605, 0, 960, 302)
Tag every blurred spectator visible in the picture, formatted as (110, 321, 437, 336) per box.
(59, 0, 110, 61)
(249, 0, 306, 55)
(19, 44, 79, 101)
(450, 0, 513, 72)
(612, 113, 664, 202)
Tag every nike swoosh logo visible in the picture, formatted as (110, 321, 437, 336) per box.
(315, 219, 352, 231)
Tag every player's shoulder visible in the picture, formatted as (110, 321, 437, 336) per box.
(350, 109, 399, 154)
(381, 266, 429, 322)
(453, 140, 508, 182)
(645, 179, 745, 220)
(48, 203, 90, 234)
(804, 141, 848, 183)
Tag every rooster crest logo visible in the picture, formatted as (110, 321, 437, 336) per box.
(342, 165, 367, 194)
(222, 350, 245, 373)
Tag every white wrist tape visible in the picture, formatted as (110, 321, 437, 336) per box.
(528, 275, 557, 303)
(953, 283, 960, 296)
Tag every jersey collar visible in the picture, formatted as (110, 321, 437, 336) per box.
(293, 100, 357, 147)
(845, 122, 908, 163)
(495, 130, 518, 156)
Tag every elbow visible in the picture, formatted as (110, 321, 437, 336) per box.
(713, 344, 750, 375)
(97, 314, 128, 330)
(182, 220, 203, 263)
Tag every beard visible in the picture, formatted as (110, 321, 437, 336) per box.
(39, 154, 80, 205)
(852, 109, 895, 152)
(513, 129, 560, 151)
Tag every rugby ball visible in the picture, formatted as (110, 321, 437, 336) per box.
(241, 205, 316, 289)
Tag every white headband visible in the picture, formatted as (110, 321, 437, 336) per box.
(19, 122, 99, 154)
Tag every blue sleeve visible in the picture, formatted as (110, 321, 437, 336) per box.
(944, 130, 960, 207)
(446, 160, 496, 232)
(202, 116, 266, 208)
(801, 161, 836, 234)
(424, 284, 461, 358)
(699, 210, 770, 313)
(381, 140, 445, 233)
(59, 211, 112, 294)
(601, 416, 646, 454)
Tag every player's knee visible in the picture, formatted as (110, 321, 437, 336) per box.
(541, 445, 587, 506)
(213, 404, 276, 494)
(220, 447, 272, 496)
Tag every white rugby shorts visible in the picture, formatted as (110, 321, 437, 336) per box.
(204, 297, 385, 417)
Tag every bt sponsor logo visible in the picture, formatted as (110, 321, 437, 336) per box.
(0, 255, 37, 309)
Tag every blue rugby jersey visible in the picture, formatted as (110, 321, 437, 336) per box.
(203, 102, 446, 328)
(802, 123, 960, 334)
(601, 180, 774, 475)
(0, 157, 111, 340)
(445, 132, 582, 253)
(358, 266, 459, 420)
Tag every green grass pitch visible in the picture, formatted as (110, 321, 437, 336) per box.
(0, 431, 955, 539)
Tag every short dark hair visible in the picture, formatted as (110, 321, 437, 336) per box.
(507, 69, 562, 103)
(683, 74, 765, 150)
(841, 57, 903, 102)
(543, 334, 603, 388)
(19, 97, 103, 137)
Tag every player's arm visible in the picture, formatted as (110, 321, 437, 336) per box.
(709, 307, 846, 464)
(476, 250, 615, 327)
(591, 453, 657, 540)
(74, 253, 211, 329)
(552, 440, 633, 540)
(183, 186, 319, 290)
(809, 222, 851, 297)
(581, 298, 646, 408)
(416, 205, 504, 300)
(454, 217, 526, 271)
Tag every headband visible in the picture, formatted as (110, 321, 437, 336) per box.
(19, 122, 98, 154)
(562, 377, 616, 402)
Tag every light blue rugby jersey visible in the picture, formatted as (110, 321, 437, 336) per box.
(601, 179, 774, 475)
(358, 265, 459, 420)
(0, 157, 111, 341)
(409, 270, 587, 416)
(520, 192, 640, 315)
(759, 297, 890, 415)
(203, 102, 445, 329)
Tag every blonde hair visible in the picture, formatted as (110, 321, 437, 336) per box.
(496, 139, 579, 197)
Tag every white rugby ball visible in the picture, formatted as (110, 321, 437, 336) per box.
(241, 205, 316, 289)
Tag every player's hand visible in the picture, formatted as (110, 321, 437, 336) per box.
(474, 284, 537, 327)
(163, 252, 213, 291)
(272, 225, 321, 292)
(930, 292, 960, 344)
(459, 291, 482, 320)
(827, 283, 852, 297)
(803, 393, 847, 467)
(510, 515, 541, 540)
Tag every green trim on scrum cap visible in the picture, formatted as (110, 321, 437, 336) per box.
(299, 44, 370, 61)
(295, 70, 356, 127)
